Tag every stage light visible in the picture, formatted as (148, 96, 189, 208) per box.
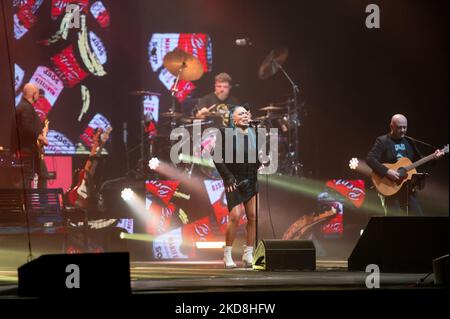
(148, 157, 160, 170)
(349, 157, 359, 170)
(195, 241, 226, 249)
(119, 232, 154, 242)
(177, 154, 214, 167)
(121, 188, 134, 201)
(348, 157, 372, 175)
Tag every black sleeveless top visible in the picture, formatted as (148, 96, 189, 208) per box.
(213, 128, 260, 211)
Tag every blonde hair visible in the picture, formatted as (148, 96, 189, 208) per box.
(215, 72, 232, 84)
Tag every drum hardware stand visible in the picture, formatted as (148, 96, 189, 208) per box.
(127, 91, 160, 177)
(170, 62, 186, 125)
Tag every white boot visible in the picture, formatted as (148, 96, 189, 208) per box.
(223, 246, 236, 269)
(242, 245, 253, 268)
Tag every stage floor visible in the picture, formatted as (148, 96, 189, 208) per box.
(0, 260, 441, 296)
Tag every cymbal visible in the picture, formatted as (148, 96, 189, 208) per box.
(271, 98, 294, 106)
(259, 105, 285, 111)
(254, 115, 269, 121)
(160, 111, 183, 118)
(258, 47, 289, 80)
(129, 90, 161, 96)
(196, 111, 225, 118)
(207, 111, 227, 117)
(180, 117, 216, 123)
(180, 116, 210, 121)
(163, 48, 204, 81)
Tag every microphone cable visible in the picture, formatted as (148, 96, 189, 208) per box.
(265, 171, 277, 239)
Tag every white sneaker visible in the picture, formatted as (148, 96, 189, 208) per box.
(242, 245, 253, 268)
(224, 246, 236, 269)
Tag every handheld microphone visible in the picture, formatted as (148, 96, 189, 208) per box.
(235, 38, 252, 46)
(236, 179, 249, 188)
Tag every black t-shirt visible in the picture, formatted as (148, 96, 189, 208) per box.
(392, 137, 408, 160)
(195, 92, 239, 114)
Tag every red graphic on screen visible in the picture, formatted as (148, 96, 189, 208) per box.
(321, 208, 343, 236)
(51, 45, 89, 88)
(326, 179, 366, 208)
(212, 201, 228, 234)
(17, 3, 38, 29)
(172, 80, 196, 103)
(145, 200, 175, 235)
(182, 216, 214, 243)
(145, 120, 158, 140)
(90, 1, 110, 28)
(33, 97, 52, 121)
(146, 180, 180, 205)
(177, 33, 211, 72)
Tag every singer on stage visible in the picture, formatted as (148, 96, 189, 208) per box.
(213, 106, 260, 268)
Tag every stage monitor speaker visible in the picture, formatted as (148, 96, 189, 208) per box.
(433, 254, 449, 286)
(18, 252, 131, 297)
(253, 239, 316, 271)
(348, 217, 449, 273)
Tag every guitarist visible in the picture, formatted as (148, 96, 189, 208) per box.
(366, 114, 444, 215)
(10, 83, 49, 189)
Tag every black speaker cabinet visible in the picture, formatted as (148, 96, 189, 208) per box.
(18, 252, 131, 297)
(433, 254, 449, 286)
(348, 217, 449, 273)
(253, 239, 316, 271)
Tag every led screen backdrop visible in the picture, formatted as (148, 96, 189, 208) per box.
(13, 0, 112, 155)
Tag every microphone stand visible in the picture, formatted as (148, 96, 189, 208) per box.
(406, 135, 439, 150)
(139, 96, 146, 175)
(123, 122, 129, 172)
(272, 59, 302, 177)
(170, 61, 186, 115)
(1, 0, 34, 262)
(167, 62, 186, 169)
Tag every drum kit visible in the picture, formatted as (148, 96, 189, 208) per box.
(128, 45, 303, 177)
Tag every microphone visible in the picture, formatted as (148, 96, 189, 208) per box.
(247, 120, 262, 126)
(236, 179, 249, 188)
(235, 38, 252, 46)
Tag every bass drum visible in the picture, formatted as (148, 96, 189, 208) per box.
(192, 130, 221, 180)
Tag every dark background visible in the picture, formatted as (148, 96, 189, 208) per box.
(1, 0, 448, 216)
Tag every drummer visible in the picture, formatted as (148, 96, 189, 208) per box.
(193, 73, 240, 127)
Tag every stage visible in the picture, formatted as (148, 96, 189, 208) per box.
(0, 260, 446, 298)
(0, 0, 448, 315)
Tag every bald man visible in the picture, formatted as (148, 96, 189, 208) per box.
(366, 114, 443, 216)
(11, 83, 48, 188)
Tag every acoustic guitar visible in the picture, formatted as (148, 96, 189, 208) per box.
(349, 144, 448, 196)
